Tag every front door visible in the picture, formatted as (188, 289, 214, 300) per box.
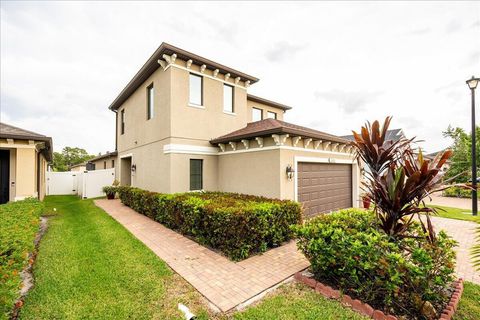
(0, 150, 10, 204)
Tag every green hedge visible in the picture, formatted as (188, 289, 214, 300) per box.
(293, 208, 457, 319)
(443, 186, 472, 198)
(0, 198, 44, 319)
(117, 187, 302, 260)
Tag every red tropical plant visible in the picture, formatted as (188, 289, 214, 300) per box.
(351, 117, 452, 241)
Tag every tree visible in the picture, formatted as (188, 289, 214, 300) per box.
(443, 125, 480, 182)
(52, 147, 95, 171)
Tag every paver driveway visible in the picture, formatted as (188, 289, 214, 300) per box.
(95, 199, 309, 312)
(428, 215, 479, 284)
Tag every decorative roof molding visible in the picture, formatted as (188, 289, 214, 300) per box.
(225, 73, 231, 81)
(241, 139, 250, 150)
(304, 138, 312, 148)
(186, 59, 193, 69)
(109, 42, 259, 111)
(272, 134, 289, 146)
(229, 141, 237, 151)
(200, 64, 207, 73)
(292, 136, 302, 147)
(314, 140, 323, 149)
(218, 143, 226, 152)
(323, 141, 331, 150)
(234, 77, 241, 84)
(255, 137, 264, 148)
(213, 69, 219, 77)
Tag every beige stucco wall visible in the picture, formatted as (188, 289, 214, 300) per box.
(116, 66, 172, 154)
(0, 141, 50, 202)
(218, 149, 281, 199)
(15, 148, 36, 199)
(169, 153, 219, 193)
(115, 56, 261, 194)
(169, 63, 249, 143)
(70, 165, 86, 172)
(246, 99, 285, 122)
(117, 140, 170, 192)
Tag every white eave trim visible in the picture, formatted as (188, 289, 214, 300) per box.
(163, 144, 219, 155)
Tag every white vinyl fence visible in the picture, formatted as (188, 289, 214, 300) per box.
(47, 169, 115, 199)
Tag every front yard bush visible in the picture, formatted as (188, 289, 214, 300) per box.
(0, 198, 44, 319)
(294, 208, 457, 319)
(117, 187, 302, 260)
(442, 185, 472, 198)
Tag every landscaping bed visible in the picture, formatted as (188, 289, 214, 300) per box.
(117, 187, 302, 261)
(442, 186, 472, 199)
(293, 208, 458, 320)
(0, 199, 44, 319)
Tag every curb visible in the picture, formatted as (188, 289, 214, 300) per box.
(294, 271, 464, 320)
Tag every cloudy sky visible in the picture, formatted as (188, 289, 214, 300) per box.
(1, 1, 479, 155)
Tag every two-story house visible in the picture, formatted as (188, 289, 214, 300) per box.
(109, 43, 360, 217)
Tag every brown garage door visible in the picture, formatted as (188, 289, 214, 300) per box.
(297, 162, 352, 217)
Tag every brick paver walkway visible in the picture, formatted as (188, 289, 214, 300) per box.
(95, 199, 309, 312)
(95, 199, 479, 312)
(428, 216, 479, 284)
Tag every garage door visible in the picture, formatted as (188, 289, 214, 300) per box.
(297, 162, 352, 217)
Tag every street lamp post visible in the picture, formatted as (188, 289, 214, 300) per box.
(466, 76, 479, 216)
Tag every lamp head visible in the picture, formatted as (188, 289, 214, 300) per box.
(466, 76, 480, 90)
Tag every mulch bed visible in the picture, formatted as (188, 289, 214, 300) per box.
(294, 271, 464, 320)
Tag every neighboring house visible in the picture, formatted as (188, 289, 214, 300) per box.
(0, 122, 53, 204)
(86, 151, 117, 171)
(70, 163, 87, 172)
(108, 43, 360, 217)
(426, 150, 452, 172)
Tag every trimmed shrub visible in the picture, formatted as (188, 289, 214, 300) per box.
(443, 186, 472, 198)
(117, 187, 302, 260)
(0, 198, 44, 319)
(293, 208, 457, 319)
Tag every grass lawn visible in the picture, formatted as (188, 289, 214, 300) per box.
(19, 196, 211, 320)
(230, 283, 367, 320)
(454, 281, 480, 319)
(429, 205, 480, 222)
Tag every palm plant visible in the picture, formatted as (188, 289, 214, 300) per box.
(351, 117, 452, 241)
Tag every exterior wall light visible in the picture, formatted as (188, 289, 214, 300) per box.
(286, 164, 295, 180)
(131, 164, 137, 172)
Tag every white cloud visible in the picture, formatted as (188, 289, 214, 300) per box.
(1, 1, 479, 155)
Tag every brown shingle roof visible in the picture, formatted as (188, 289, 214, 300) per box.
(210, 119, 347, 144)
(88, 151, 118, 162)
(0, 122, 53, 161)
(247, 94, 292, 111)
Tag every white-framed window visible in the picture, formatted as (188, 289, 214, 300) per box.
(189, 74, 203, 106)
(252, 107, 263, 122)
(147, 84, 154, 120)
(223, 84, 234, 113)
(267, 111, 277, 119)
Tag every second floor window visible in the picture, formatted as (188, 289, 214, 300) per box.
(111, 159, 115, 168)
(252, 108, 263, 122)
(147, 84, 154, 119)
(120, 109, 125, 134)
(223, 84, 234, 113)
(267, 111, 277, 119)
(189, 74, 203, 106)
